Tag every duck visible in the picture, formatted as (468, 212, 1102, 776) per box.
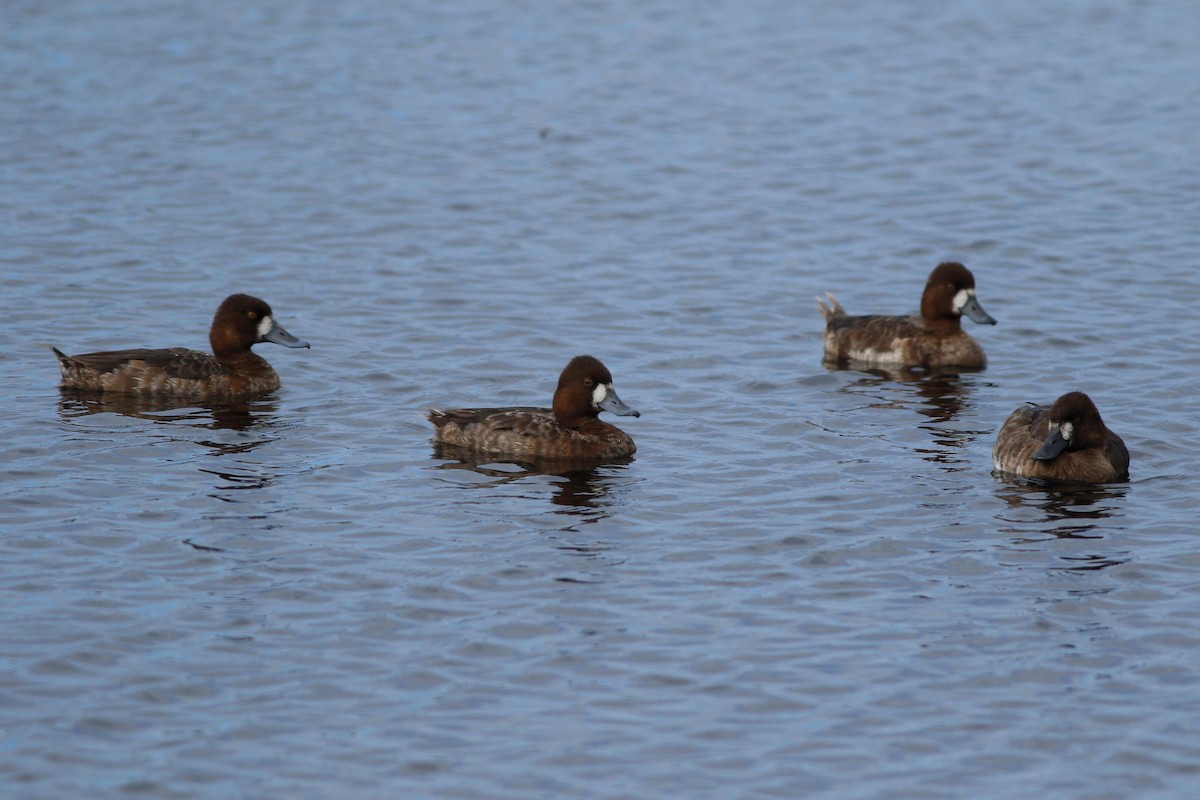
(818, 261, 996, 369)
(992, 391, 1129, 483)
(52, 293, 309, 400)
(425, 355, 640, 460)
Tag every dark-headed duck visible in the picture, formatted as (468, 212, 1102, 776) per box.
(426, 355, 640, 461)
(818, 262, 996, 369)
(52, 293, 309, 400)
(993, 391, 1129, 483)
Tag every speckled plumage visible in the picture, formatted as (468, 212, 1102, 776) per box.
(426, 355, 640, 461)
(993, 392, 1129, 483)
(52, 346, 283, 399)
(817, 262, 995, 369)
(52, 294, 308, 400)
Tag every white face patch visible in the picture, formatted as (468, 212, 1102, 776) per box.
(952, 288, 974, 314)
(257, 315, 274, 340)
(1058, 421, 1074, 442)
(592, 383, 609, 407)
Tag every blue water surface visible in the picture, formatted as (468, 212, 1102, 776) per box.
(2, 2, 1199, 798)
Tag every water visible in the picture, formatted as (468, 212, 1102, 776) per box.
(3, 1, 1200, 797)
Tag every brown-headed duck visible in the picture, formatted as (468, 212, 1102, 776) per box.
(993, 391, 1129, 483)
(818, 261, 996, 369)
(425, 355, 640, 461)
(52, 293, 309, 400)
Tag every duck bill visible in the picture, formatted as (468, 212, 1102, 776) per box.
(1031, 428, 1069, 461)
(961, 296, 996, 325)
(598, 387, 640, 418)
(262, 320, 311, 349)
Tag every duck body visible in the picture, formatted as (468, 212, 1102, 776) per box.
(427, 407, 637, 461)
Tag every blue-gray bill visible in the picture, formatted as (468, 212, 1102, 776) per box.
(1031, 428, 1069, 461)
(599, 388, 640, 417)
(262, 321, 310, 349)
(962, 296, 996, 325)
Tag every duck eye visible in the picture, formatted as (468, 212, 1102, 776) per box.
(583, 378, 594, 387)
(247, 310, 258, 320)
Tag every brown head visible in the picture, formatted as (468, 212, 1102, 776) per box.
(551, 355, 640, 429)
(1032, 391, 1108, 461)
(920, 262, 997, 328)
(208, 294, 309, 360)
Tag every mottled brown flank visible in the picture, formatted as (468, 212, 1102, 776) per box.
(817, 262, 989, 369)
(821, 314, 987, 369)
(426, 407, 636, 460)
(992, 394, 1130, 483)
(52, 347, 280, 399)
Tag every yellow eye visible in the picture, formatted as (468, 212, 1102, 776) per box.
(247, 311, 258, 320)
(584, 378, 594, 387)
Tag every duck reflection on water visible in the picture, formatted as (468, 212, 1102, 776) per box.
(993, 480, 1131, 571)
(56, 393, 292, 508)
(833, 366, 988, 467)
(58, 393, 278, 450)
(995, 479, 1128, 535)
(430, 441, 634, 518)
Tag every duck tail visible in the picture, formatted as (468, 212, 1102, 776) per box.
(815, 292, 844, 322)
(49, 345, 75, 372)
